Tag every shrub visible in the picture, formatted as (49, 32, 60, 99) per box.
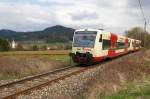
(0, 38, 10, 51)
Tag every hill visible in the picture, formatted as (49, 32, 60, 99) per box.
(0, 25, 75, 42)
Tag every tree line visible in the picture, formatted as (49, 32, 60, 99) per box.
(0, 38, 72, 51)
(0, 38, 9, 51)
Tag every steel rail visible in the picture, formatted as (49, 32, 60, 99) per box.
(2, 67, 89, 99)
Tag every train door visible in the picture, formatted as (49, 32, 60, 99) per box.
(94, 33, 103, 57)
(125, 38, 128, 52)
(95, 33, 110, 58)
(133, 40, 136, 50)
(130, 39, 134, 50)
(100, 33, 111, 58)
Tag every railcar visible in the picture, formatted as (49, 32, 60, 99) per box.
(70, 29, 141, 64)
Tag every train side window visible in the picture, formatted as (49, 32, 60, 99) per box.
(102, 39, 111, 50)
(99, 34, 102, 42)
(117, 42, 125, 49)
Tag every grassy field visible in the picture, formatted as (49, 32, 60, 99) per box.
(0, 50, 72, 80)
(0, 50, 70, 55)
(0, 54, 71, 80)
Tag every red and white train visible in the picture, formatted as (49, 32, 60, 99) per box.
(70, 29, 141, 64)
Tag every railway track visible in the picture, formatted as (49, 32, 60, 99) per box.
(0, 63, 101, 99)
(0, 65, 82, 99)
(1, 63, 103, 99)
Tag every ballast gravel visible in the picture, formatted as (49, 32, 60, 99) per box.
(17, 64, 105, 99)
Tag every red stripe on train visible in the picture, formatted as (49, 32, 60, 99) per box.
(108, 33, 118, 58)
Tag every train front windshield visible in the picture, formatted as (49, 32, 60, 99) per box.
(73, 31, 97, 47)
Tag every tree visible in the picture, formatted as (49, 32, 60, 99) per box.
(126, 27, 150, 48)
(32, 45, 39, 51)
(0, 38, 10, 51)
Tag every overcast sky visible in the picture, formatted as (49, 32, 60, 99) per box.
(0, 0, 149, 34)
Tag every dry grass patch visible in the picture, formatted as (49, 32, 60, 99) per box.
(0, 55, 70, 80)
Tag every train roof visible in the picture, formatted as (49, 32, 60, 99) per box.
(75, 28, 102, 32)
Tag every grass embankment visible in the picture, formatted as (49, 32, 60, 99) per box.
(98, 51, 150, 99)
(0, 54, 71, 80)
(82, 50, 150, 99)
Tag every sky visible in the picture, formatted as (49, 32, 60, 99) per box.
(0, 0, 149, 34)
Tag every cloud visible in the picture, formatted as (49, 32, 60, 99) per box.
(70, 11, 99, 21)
(0, 2, 55, 31)
(0, 0, 149, 33)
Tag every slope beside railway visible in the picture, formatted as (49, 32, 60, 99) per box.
(85, 50, 150, 99)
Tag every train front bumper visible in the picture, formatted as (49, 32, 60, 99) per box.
(69, 52, 93, 64)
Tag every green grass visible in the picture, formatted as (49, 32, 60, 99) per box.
(100, 80, 150, 99)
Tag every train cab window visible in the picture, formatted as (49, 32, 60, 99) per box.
(73, 31, 97, 48)
(102, 39, 111, 50)
(99, 34, 102, 42)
